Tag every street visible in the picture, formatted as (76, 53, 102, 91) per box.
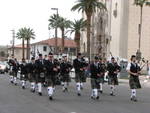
(0, 73, 150, 113)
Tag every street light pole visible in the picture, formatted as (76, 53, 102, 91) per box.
(51, 8, 58, 54)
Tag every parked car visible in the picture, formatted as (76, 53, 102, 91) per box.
(0, 61, 9, 74)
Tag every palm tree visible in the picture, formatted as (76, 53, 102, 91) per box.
(71, 0, 106, 60)
(16, 27, 35, 60)
(48, 14, 59, 53)
(24, 28, 35, 60)
(70, 18, 87, 54)
(57, 16, 71, 53)
(134, 0, 150, 59)
(16, 28, 26, 59)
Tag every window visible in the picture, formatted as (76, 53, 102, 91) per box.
(43, 46, 47, 52)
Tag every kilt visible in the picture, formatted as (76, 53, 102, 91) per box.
(36, 73, 45, 83)
(28, 73, 36, 82)
(61, 74, 71, 82)
(45, 76, 56, 86)
(99, 76, 104, 84)
(20, 74, 28, 81)
(129, 75, 141, 89)
(75, 71, 86, 83)
(108, 75, 118, 85)
(91, 78, 99, 89)
(11, 71, 17, 77)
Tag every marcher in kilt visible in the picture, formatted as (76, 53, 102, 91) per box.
(35, 54, 46, 96)
(45, 53, 59, 100)
(73, 53, 87, 96)
(107, 57, 121, 96)
(27, 57, 36, 92)
(8, 56, 19, 85)
(90, 56, 101, 100)
(19, 58, 28, 89)
(60, 54, 72, 92)
(126, 55, 141, 102)
(98, 58, 107, 94)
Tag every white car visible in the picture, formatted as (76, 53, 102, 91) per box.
(0, 61, 7, 74)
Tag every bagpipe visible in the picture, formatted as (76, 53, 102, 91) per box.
(139, 58, 149, 71)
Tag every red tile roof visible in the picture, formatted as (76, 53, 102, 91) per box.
(14, 44, 28, 49)
(33, 38, 77, 48)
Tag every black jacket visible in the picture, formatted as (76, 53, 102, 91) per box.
(73, 58, 86, 73)
(60, 61, 72, 75)
(90, 62, 101, 79)
(19, 63, 28, 75)
(27, 62, 36, 74)
(35, 59, 46, 74)
(107, 62, 121, 77)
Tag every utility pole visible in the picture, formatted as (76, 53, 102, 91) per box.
(11, 30, 15, 57)
(51, 8, 58, 54)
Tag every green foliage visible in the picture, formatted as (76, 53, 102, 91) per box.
(134, 0, 150, 7)
(71, 0, 107, 14)
(70, 18, 87, 34)
(16, 27, 35, 41)
(48, 14, 71, 31)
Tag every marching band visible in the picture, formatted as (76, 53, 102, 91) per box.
(8, 53, 142, 102)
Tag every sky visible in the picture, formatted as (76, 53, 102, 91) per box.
(0, 0, 81, 46)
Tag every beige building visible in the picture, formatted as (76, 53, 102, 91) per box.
(81, 0, 150, 60)
(8, 44, 27, 61)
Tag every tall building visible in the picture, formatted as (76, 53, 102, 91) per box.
(81, 0, 150, 60)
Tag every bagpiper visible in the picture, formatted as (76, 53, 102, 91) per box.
(27, 57, 36, 92)
(60, 54, 72, 92)
(19, 58, 28, 89)
(90, 56, 101, 100)
(8, 56, 19, 85)
(98, 58, 107, 94)
(107, 57, 121, 96)
(73, 53, 87, 96)
(45, 52, 59, 100)
(126, 55, 141, 102)
(35, 54, 46, 96)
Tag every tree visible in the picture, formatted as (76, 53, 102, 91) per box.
(16, 27, 35, 60)
(16, 28, 26, 59)
(49, 15, 71, 53)
(24, 28, 35, 60)
(57, 16, 71, 53)
(48, 14, 59, 53)
(134, 0, 150, 59)
(71, 0, 106, 60)
(70, 18, 87, 54)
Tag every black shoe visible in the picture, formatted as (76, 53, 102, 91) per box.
(10, 81, 14, 84)
(133, 98, 138, 102)
(110, 93, 115, 96)
(65, 88, 68, 92)
(63, 88, 68, 92)
(96, 96, 99, 100)
(31, 89, 35, 93)
(77, 93, 81, 96)
(38, 92, 42, 96)
(100, 90, 103, 94)
(22, 86, 25, 89)
(14, 83, 17, 86)
(49, 96, 53, 100)
(91, 96, 94, 99)
(131, 96, 137, 102)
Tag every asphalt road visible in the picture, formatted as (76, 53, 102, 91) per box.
(0, 73, 150, 113)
